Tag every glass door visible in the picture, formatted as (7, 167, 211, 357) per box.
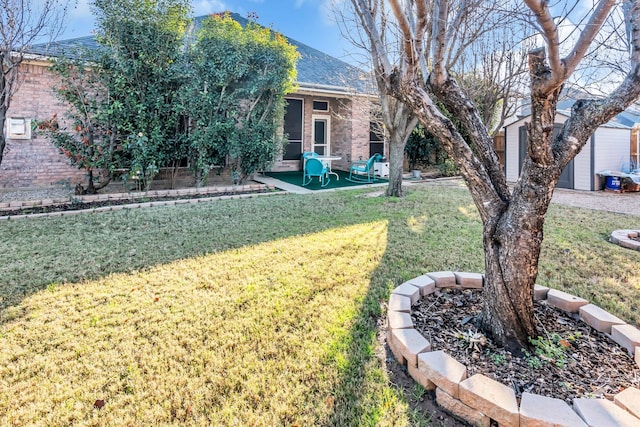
(312, 116, 330, 155)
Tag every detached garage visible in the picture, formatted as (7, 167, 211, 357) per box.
(504, 111, 632, 191)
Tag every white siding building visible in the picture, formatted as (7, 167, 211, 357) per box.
(504, 111, 632, 191)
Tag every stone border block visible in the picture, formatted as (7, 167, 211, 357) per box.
(533, 284, 549, 301)
(386, 330, 406, 365)
(386, 272, 640, 427)
(392, 282, 421, 304)
(454, 272, 483, 289)
(407, 362, 436, 391)
(547, 289, 588, 313)
(614, 387, 640, 419)
(436, 388, 490, 427)
(459, 374, 519, 426)
(391, 328, 431, 367)
(519, 392, 587, 427)
(611, 324, 640, 355)
(573, 398, 640, 427)
(417, 350, 467, 399)
(579, 304, 626, 334)
(388, 293, 411, 313)
(404, 275, 436, 296)
(387, 311, 414, 330)
(427, 271, 457, 288)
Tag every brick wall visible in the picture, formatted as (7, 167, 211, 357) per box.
(3, 62, 378, 184)
(1, 60, 86, 189)
(270, 94, 374, 173)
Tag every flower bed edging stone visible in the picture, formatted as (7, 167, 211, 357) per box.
(610, 230, 640, 251)
(387, 271, 640, 426)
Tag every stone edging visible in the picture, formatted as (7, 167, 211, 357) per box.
(0, 185, 287, 221)
(0, 184, 272, 212)
(611, 230, 640, 251)
(387, 271, 640, 426)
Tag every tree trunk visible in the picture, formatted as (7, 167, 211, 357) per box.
(385, 132, 406, 197)
(0, 110, 6, 166)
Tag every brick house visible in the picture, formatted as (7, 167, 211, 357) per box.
(1, 13, 380, 190)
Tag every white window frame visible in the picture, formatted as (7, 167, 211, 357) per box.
(312, 114, 331, 155)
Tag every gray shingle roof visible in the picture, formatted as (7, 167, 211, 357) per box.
(27, 12, 374, 95)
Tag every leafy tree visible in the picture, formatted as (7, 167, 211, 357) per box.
(37, 56, 121, 194)
(0, 0, 71, 166)
(351, 0, 640, 352)
(184, 13, 299, 185)
(404, 124, 446, 171)
(91, 0, 190, 190)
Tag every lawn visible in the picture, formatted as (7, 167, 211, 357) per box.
(1, 183, 639, 425)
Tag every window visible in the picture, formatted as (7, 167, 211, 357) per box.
(312, 100, 329, 112)
(8, 117, 31, 140)
(283, 99, 303, 160)
(369, 121, 384, 158)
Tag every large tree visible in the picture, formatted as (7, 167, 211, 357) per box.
(344, 0, 528, 197)
(38, 56, 120, 194)
(92, 0, 190, 190)
(0, 0, 71, 166)
(183, 13, 298, 185)
(351, 0, 640, 352)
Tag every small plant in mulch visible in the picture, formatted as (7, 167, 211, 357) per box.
(411, 289, 639, 404)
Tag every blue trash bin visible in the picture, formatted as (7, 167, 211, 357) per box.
(605, 176, 621, 191)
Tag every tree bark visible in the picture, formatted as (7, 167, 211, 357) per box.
(385, 130, 407, 197)
(0, 112, 6, 166)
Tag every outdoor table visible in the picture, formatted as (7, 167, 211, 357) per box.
(316, 156, 341, 180)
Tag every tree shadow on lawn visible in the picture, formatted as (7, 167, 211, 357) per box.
(0, 185, 484, 424)
(0, 191, 381, 318)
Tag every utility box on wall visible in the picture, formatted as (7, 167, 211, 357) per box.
(8, 117, 32, 140)
(374, 162, 389, 178)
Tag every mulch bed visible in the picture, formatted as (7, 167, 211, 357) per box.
(411, 288, 639, 405)
(0, 189, 270, 217)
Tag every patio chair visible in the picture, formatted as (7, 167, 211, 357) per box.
(303, 157, 330, 187)
(347, 153, 383, 183)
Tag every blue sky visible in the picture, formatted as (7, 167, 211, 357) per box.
(58, 0, 356, 63)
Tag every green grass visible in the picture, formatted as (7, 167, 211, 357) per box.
(1, 183, 639, 425)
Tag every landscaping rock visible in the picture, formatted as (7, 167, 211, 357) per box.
(459, 374, 519, 426)
(573, 398, 640, 427)
(579, 304, 626, 334)
(547, 289, 588, 313)
(417, 350, 467, 398)
(519, 392, 587, 427)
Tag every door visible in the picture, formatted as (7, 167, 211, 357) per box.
(518, 125, 574, 189)
(312, 116, 330, 155)
(283, 98, 303, 160)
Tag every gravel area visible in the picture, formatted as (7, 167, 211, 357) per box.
(551, 187, 639, 216)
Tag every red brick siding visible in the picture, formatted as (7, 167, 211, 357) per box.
(269, 95, 375, 172)
(1, 61, 85, 189)
(3, 62, 377, 183)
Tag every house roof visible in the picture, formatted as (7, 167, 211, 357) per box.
(512, 99, 635, 130)
(27, 12, 374, 96)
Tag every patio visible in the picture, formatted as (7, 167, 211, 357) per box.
(261, 170, 388, 192)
